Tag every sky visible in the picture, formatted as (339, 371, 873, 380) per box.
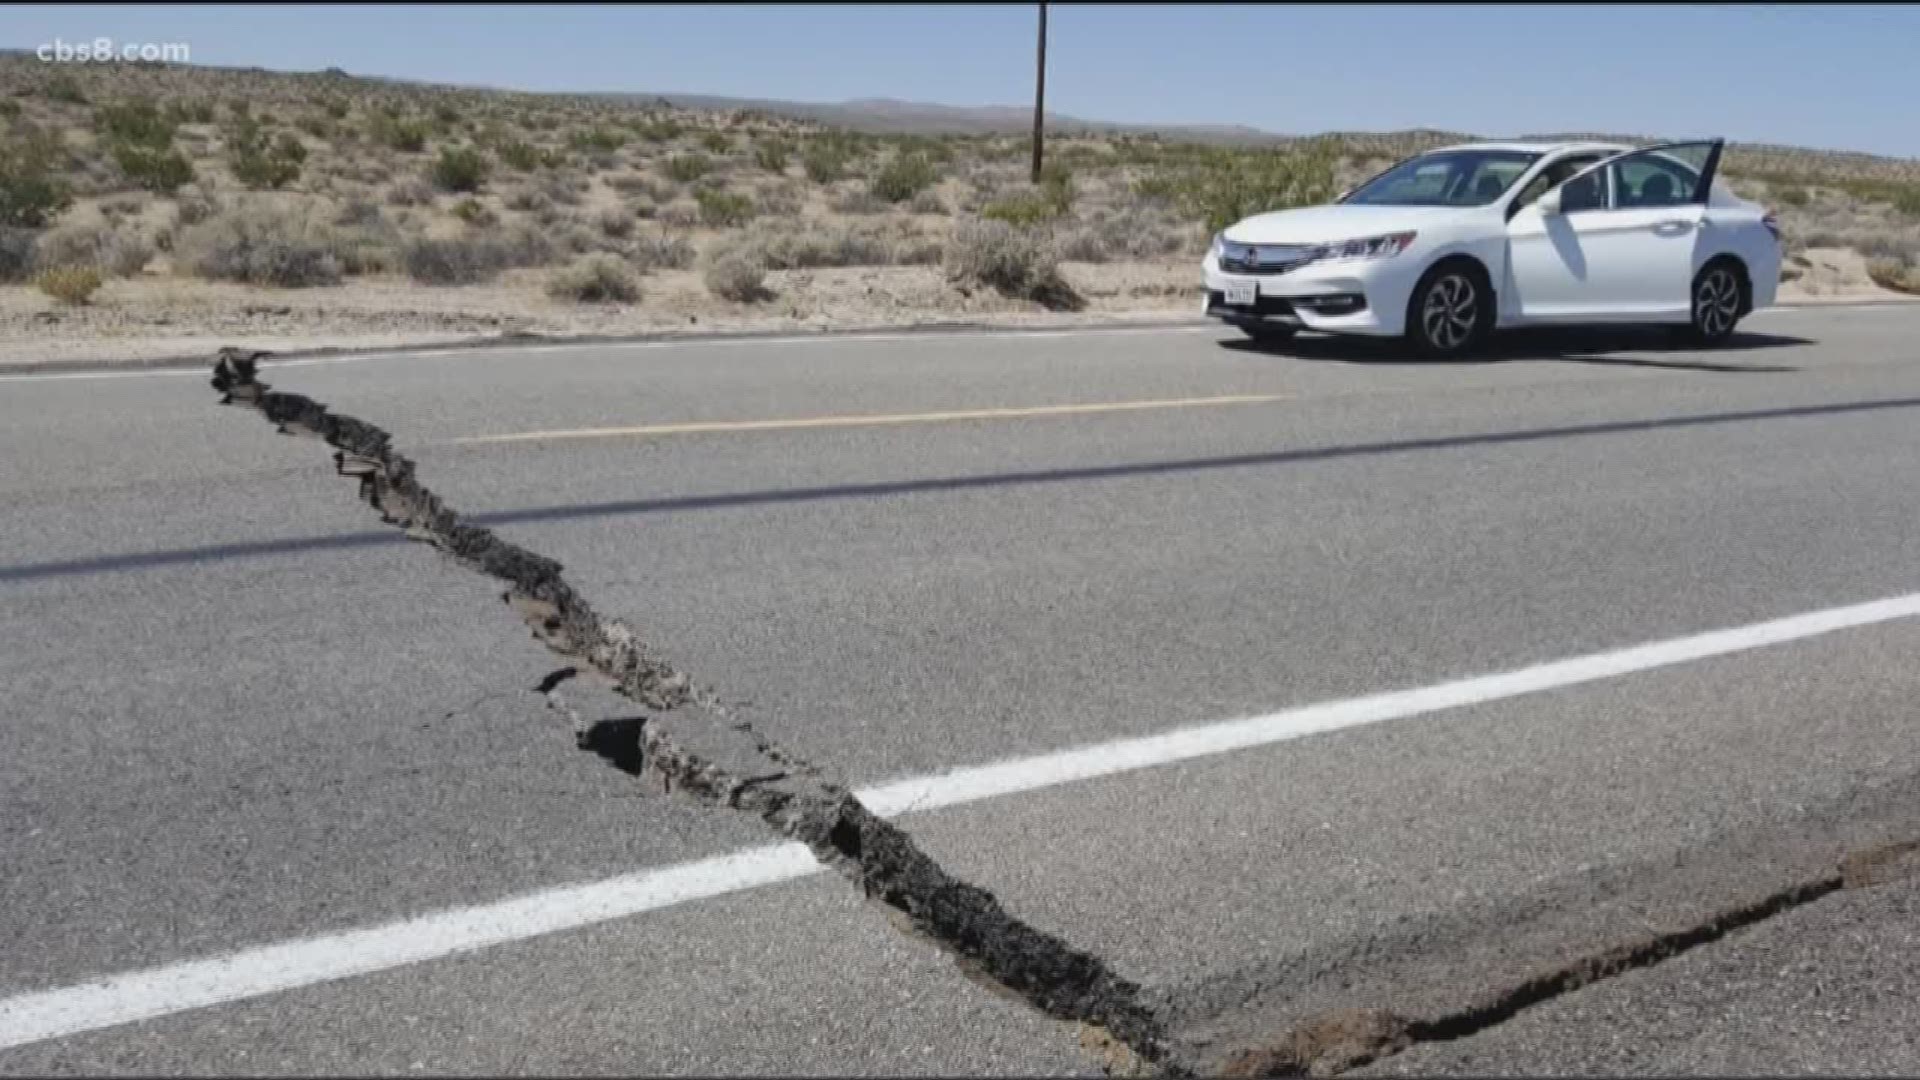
(5, 3, 1915, 158)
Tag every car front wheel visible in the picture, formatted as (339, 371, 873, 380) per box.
(1684, 262, 1745, 346)
(1406, 264, 1490, 358)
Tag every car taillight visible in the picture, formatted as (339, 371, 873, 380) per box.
(1763, 209, 1782, 242)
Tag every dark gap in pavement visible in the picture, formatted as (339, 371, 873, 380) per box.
(10, 392, 1920, 585)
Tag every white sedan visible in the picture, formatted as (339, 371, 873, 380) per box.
(1202, 139, 1782, 356)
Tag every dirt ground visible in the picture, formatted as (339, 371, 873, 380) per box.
(0, 250, 1908, 369)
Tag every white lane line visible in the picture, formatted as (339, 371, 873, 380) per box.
(6, 589, 1920, 1049)
(0, 325, 1220, 384)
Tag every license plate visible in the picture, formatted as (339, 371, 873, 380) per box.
(1224, 279, 1257, 306)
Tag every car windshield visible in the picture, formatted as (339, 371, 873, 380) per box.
(1344, 150, 1543, 207)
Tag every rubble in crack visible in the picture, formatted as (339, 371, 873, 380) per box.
(207, 347, 1171, 1072)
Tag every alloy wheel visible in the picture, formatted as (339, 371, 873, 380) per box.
(1695, 267, 1741, 339)
(1421, 273, 1478, 352)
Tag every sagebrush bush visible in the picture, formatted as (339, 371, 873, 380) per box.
(110, 143, 195, 194)
(594, 206, 634, 238)
(451, 197, 497, 226)
(695, 187, 755, 226)
(430, 146, 490, 192)
(368, 113, 428, 152)
(402, 236, 499, 285)
(703, 244, 768, 301)
(94, 97, 176, 150)
(737, 221, 894, 269)
(546, 252, 640, 302)
(871, 153, 938, 203)
(663, 153, 711, 182)
(385, 178, 435, 207)
(230, 130, 307, 190)
(33, 222, 153, 276)
(755, 139, 790, 172)
(35, 265, 102, 304)
(0, 126, 74, 227)
(698, 130, 732, 154)
(943, 217, 1078, 309)
(628, 230, 696, 271)
(803, 143, 850, 183)
(908, 188, 948, 215)
(174, 205, 343, 287)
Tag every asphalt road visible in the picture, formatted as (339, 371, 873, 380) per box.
(5, 307, 1920, 1075)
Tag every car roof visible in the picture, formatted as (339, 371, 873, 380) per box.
(1425, 140, 1635, 157)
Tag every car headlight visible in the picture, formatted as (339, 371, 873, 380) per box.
(1208, 232, 1224, 260)
(1310, 231, 1417, 262)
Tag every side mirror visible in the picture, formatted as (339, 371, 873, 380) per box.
(1537, 187, 1564, 215)
(1334, 188, 1351, 203)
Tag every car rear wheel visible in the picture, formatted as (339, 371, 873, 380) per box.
(1406, 263, 1491, 358)
(1683, 262, 1745, 346)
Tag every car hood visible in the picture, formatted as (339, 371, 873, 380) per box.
(1222, 204, 1466, 244)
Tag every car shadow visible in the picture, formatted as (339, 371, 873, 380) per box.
(1220, 325, 1811, 373)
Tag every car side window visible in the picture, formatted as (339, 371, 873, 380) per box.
(1609, 157, 1697, 209)
(1558, 163, 1607, 212)
(1512, 153, 1602, 210)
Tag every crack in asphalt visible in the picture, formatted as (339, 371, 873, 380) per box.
(1215, 836, 1920, 1078)
(205, 346, 1920, 1077)
(207, 349, 1173, 1074)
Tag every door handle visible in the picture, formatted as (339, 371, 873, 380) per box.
(1652, 220, 1695, 235)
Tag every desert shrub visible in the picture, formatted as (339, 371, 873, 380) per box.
(803, 142, 850, 183)
(657, 200, 701, 229)
(503, 185, 550, 212)
(0, 127, 74, 226)
(830, 184, 886, 214)
(43, 74, 87, 105)
(321, 96, 351, 120)
(662, 153, 711, 182)
(0, 227, 39, 282)
(871, 153, 938, 203)
(757, 183, 804, 217)
(451, 197, 497, 226)
(368, 112, 428, 152)
(490, 221, 559, 268)
(703, 244, 768, 301)
(982, 192, 1063, 228)
(230, 130, 307, 190)
(568, 127, 626, 153)
(635, 118, 683, 143)
(33, 221, 153, 276)
(0, 100, 19, 121)
(1775, 185, 1810, 207)
(1867, 257, 1920, 295)
(943, 217, 1077, 308)
(695, 186, 755, 226)
(94, 97, 176, 150)
(536, 171, 587, 206)
(699, 130, 733, 154)
(606, 173, 667, 198)
(595, 206, 634, 238)
(401, 236, 499, 285)
(109, 143, 195, 194)
(1154, 143, 1337, 232)
(755, 139, 790, 172)
(174, 205, 343, 287)
(546, 252, 640, 302)
(497, 140, 542, 171)
(628, 230, 697, 270)
(430, 146, 490, 192)
(908, 188, 948, 215)
(295, 115, 332, 140)
(35, 266, 102, 304)
(385, 178, 434, 207)
(735, 221, 890, 269)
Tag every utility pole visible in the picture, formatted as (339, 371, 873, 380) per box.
(1031, 1, 1047, 183)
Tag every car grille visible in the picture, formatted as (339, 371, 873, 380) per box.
(1218, 242, 1314, 276)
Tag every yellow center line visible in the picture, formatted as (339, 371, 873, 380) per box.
(448, 393, 1296, 445)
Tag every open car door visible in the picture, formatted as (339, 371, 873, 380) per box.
(1506, 139, 1725, 322)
